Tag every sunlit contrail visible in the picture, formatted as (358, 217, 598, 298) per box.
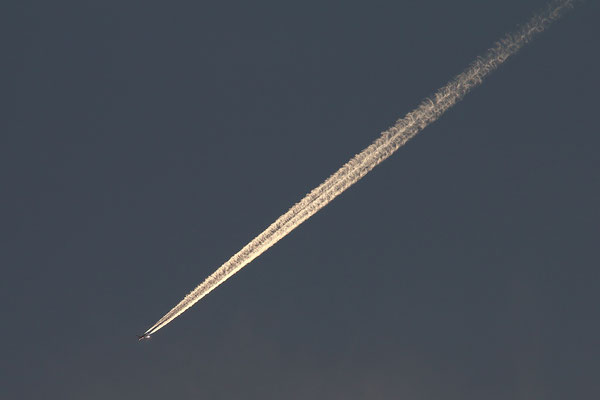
(143, 0, 574, 337)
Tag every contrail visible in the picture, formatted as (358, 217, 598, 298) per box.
(143, 0, 574, 336)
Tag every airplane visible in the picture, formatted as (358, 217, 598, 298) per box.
(137, 333, 151, 341)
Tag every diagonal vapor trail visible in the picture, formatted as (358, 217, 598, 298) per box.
(143, 0, 575, 337)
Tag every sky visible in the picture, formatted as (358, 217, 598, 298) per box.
(2, 0, 599, 399)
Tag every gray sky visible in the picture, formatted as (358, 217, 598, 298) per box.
(3, 1, 599, 399)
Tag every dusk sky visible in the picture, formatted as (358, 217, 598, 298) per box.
(3, 1, 599, 399)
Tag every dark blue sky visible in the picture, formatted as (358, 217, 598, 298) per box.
(3, 1, 599, 399)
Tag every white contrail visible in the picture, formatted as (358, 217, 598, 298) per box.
(144, 0, 574, 336)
